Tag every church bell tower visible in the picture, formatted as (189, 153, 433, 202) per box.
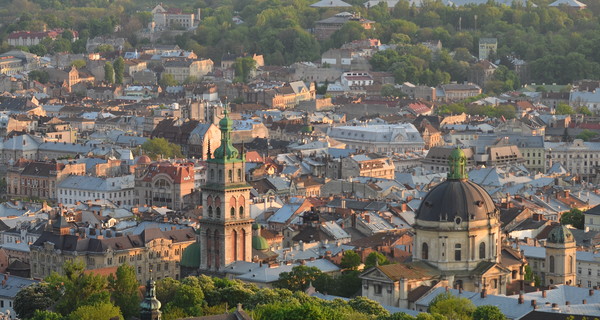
(199, 105, 253, 272)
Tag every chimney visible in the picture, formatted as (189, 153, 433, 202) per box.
(401, 203, 408, 212)
(518, 293, 524, 304)
(583, 299, 587, 304)
(365, 214, 371, 223)
(531, 300, 537, 308)
(459, 287, 463, 294)
(480, 288, 487, 298)
(566, 301, 570, 305)
(564, 190, 570, 198)
(542, 290, 547, 298)
(590, 289, 594, 296)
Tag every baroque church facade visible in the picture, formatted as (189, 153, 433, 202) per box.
(360, 148, 525, 309)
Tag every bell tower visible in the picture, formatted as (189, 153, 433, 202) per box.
(199, 105, 253, 272)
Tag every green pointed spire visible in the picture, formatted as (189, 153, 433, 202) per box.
(447, 147, 468, 180)
(210, 103, 241, 163)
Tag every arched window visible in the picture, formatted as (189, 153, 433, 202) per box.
(230, 207, 235, 218)
(237, 168, 242, 181)
(239, 206, 244, 218)
(210, 169, 215, 180)
(218, 169, 223, 181)
(228, 169, 233, 182)
(208, 206, 213, 218)
(422, 243, 428, 260)
(549, 255, 555, 273)
(216, 207, 221, 219)
(454, 244, 462, 261)
(479, 242, 486, 259)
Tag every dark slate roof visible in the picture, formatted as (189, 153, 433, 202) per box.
(417, 180, 496, 222)
(32, 228, 195, 252)
(520, 311, 588, 320)
(326, 198, 388, 211)
(584, 204, 600, 216)
(510, 218, 547, 231)
(21, 162, 64, 177)
(500, 207, 525, 227)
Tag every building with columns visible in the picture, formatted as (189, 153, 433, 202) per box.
(198, 107, 253, 273)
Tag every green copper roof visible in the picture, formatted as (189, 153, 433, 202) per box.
(547, 225, 574, 244)
(253, 235, 269, 251)
(180, 242, 201, 268)
(140, 279, 161, 312)
(448, 147, 468, 180)
(209, 106, 243, 163)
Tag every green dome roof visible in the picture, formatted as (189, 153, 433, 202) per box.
(253, 235, 269, 251)
(180, 242, 201, 268)
(547, 225, 574, 244)
(140, 279, 161, 312)
(448, 147, 468, 180)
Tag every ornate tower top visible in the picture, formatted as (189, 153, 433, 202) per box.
(448, 147, 468, 180)
(210, 104, 243, 163)
(140, 277, 162, 320)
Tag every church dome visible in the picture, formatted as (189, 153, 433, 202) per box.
(417, 179, 496, 222)
(253, 235, 269, 251)
(547, 225, 574, 244)
(136, 155, 152, 165)
(416, 146, 497, 223)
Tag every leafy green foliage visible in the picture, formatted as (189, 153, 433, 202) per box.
(429, 293, 475, 320)
(364, 252, 390, 269)
(113, 57, 124, 85)
(30, 310, 64, 320)
(67, 302, 123, 320)
(159, 74, 179, 87)
(234, 57, 257, 83)
(14, 284, 55, 319)
(28, 70, 49, 83)
(576, 129, 598, 141)
(108, 264, 140, 319)
(556, 104, 575, 115)
(348, 296, 389, 317)
(104, 62, 114, 84)
(141, 138, 183, 160)
(561, 208, 584, 230)
(340, 250, 362, 270)
(472, 305, 505, 320)
(275, 265, 329, 292)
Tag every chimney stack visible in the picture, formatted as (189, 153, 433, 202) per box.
(518, 293, 524, 304)
(531, 300, 537, 308)
(583, 299, 587, 304)
(480, 288, 487, 298)
(590, 289, 594, 296)
(542, 290, 547, 298)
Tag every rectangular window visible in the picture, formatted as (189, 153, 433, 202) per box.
(578, 267, 582, 274)
(374, 284, 382, 295)
(589, 269, 592, 276)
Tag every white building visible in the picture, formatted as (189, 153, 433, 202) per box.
(327, 123, 424, 153)
(545, 139, 600, 179)
(57, 175, 135, 206)
(341, 72, 373, 87)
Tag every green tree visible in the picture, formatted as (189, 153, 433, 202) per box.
(348, 296, 390, 317)
(156, 277, 181, 306)
(113, 57, 125, 85)
(381, 84, 405, 98)
(340, 250, 362, 270)
(68, 302, 123, 320)
(95, 44, 114, 53)
(576, 129, 599, 141)
(556, 103, 575, 115)
(577, 106, 593, 116)
(364, 252, 390, 269)
(561, 208, 584, 229)
(47, 260, 111, 316)
(70, 59, 86, 69)
(166, 283, 204, 317)
(30, 310, 64, 320)
(28, 70, 49, 83)
(233, 56, 257, 83)
(159, 73, 179, 87)
(104, 61, 114, 84)
(473, 305, 505, 320)
(429, 293, 475, 320)
(141, 138, 183, 160)
(108, 264, 140, 319)
(276, 265, 331, 292)
(14, 284, 55, 319)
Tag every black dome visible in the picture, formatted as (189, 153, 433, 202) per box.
(417, 179, 496, 222)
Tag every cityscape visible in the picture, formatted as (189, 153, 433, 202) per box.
(0, 0, 598, 319)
